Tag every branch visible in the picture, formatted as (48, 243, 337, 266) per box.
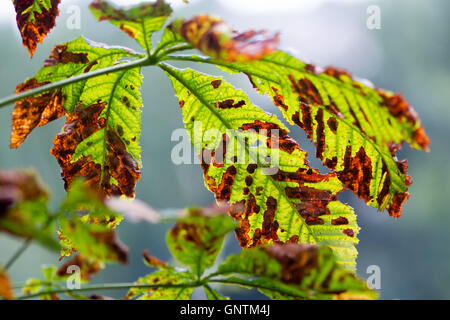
(15, 281, 203, 300)
(0, 56, 150, 109)
(4, 238, 32, 271)
(208, 277, 310, 299)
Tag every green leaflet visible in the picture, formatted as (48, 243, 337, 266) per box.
(167, 52, 429, 217)
(162, 65, 359, 270)
(127, 268, 194, 300)
(216, 244, 377, 300)
(90, 0, 172, 52)
(50, 62, 143, 197)
(11, 36, 139, 149)
(167, 213, 236, 277)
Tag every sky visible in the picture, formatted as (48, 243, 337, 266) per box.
(0, 0, 364, 22)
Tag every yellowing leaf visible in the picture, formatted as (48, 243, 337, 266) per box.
(13, 0, 61, 57)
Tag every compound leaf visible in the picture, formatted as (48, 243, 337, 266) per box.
(216, 243, 376, 300)
(168, 15, 278, 62)
(90, 0, 172, 52)
(181, 52, 430, 217)
(13, 0, 61, 57)
(167, 212, 236, 277)
(163, 66, 360, 270)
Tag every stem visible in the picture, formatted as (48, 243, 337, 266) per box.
(0, 56, 149, 109)
(162, 54, 274, 82)
(155, 44, 193, 60)
(208, 278, 309, 299)
(4, 238, 32, 271)
(16, 281, 203, 300)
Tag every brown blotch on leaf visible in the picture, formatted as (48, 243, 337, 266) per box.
(323, 66, 352, 80)
(413, 127, 430, 151)
(288, 74, 323, 107)
(386, 192, 409, 218)
(247, 164, 257, 174)
(215, 99, 245, 109)
(261, 196, 279, 243)
(337, 146, 373, 203)
(142, 249, 167, 268)
(315, 108, 325, 159)
(11, 79, 65, 149)
(44, 44, 89, 66)
(327, 117, 338, 134)
(377, 90, 418, 125)
(211, 79, 222, 88)
(216, 166, 237, 201)
(271, 86, 288, 111)
(325, 156, 338, 169)
(240, 120, 298, 154)
(343, 228, 354, 237)
(245, 175, 253, 187)
(331, 217, 349, 225)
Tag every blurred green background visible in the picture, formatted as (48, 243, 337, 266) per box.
(0, 0, 449, 299)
